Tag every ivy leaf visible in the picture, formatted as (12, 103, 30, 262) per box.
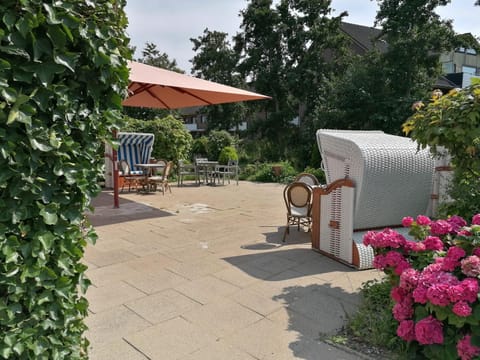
(54, 53, 78, 72)
(2, 11, 16, 30)
(0, 45, 30, 60)
(30, 138, 53, 152)
(43, 4, 62, 25)
(39, 207, 58, 225)
(38, 231, 55, 251)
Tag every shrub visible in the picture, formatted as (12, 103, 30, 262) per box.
(124, 115, 193, 164)
(0, 1, 129, 358)
(365, 214, 480, 359)
(303, 166, 326, 184)
(218, 146, 238, 164)
(347, 279, 404, 351)
(404, 86, 480, 219)
(246, 161, 297, 184)
(191, 136, 209, 159)
(207, 130, 233, 160)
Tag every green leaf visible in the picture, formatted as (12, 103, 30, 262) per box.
(30, 138, 53, 152)
(0, 45, 30, 59)
(39, 208, 58, 225)
(43, 4, 62, 25)
(1, 88, 17, 103)
(32, 37, 52, 62)
(12, 342, 24, 356)
(0, 59, 11, 71)
(2, 11, 16, 30)
(15, 14, 34, 38)
(38, 231, 55, 251)
(53, 53, 78, 72)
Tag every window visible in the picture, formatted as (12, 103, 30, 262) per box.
(462, 66, 477, 75)
(442, 62, 454, 73)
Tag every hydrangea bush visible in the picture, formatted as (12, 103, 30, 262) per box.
(364, 214, 480, 359)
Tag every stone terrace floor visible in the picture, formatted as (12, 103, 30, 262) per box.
(85, 181, 382, 360)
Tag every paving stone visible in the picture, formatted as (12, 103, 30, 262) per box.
(174, 275, 240, 305)
(88, 339, 148, 360)
(85, 305, 151, 345)
(87, 281, 146, 313)
(125, 289, 201, 324)
(124, 317, 217, 359)
(182, 297, 263, 337)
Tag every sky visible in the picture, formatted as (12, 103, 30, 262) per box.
(125, 0, 480, 73)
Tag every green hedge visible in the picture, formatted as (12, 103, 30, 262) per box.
(0, 1, 130, 358)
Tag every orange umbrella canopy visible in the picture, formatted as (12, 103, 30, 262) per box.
(122, 61, 270, 109)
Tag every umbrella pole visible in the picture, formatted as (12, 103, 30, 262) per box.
(112, 130, 120, 208)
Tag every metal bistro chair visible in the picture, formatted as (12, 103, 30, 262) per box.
(282, 182, 313, 242)
(213, 159, 240, 186)
(294, 172, 320, 187)
(177, 159, 196, 187)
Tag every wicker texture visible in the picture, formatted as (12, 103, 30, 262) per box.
(316, 130, 434, 230)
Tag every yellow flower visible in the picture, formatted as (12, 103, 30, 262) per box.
(411, 101, 424, 111)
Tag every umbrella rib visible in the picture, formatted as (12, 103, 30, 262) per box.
(169, 86, 214, 106)
(129, 83, 172, 109)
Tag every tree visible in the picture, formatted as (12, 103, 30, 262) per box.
(139, 42, 184, 73)
(315, 0, 457, 135)
(372, 0, 455, 130)
(235, 0, 349, 164)
(0, 1, 130, 358)
(190, 29, 249, 132)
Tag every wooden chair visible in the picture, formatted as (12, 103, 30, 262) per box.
(282, 182, 313, 242)
(119, 160, 139, 192)
(148, 161, 173, 195)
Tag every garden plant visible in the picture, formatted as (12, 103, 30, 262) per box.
(365, 214, 480, 359)
(0, 1, 129, 358)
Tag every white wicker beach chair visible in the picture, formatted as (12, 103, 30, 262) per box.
(311, 130, 435, 269)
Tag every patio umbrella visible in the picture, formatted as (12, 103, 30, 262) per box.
(122, 60, 270, 109)
(110, 61, 270, 208)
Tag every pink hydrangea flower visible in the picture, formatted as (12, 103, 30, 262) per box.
(399, 268, 419, 291)
(448, 284, 466, 303)
(373, 250, 410, 275)
(473, 248, 480, 257)
(391, 286, 409, 302)
(453, 301, 472, 317)
(415, 316, 443, 345)
(422, 236, 444, 251)
(472, 214, 480, 225)
(413, 285, 428, 304)
(404, 241, 426, 252)
(448, 215, 467, 232)
(461, 256, 480, 277)
(430, 220, 453, 235)
(402, 216, 414, 227)
(416, 215, 431, 226)
(460, 278, 479, 303)
(458, 229, 473, 237)
(397, 320, 416, 342)
(457, 334, 480, 360)
(368, 228, 406, 248)
(426, 283, 451, 306)
(393, 298, 414, 321)
(442, 246, 466, 271)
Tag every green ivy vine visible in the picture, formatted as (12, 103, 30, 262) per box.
(0, 1, 130, 358)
